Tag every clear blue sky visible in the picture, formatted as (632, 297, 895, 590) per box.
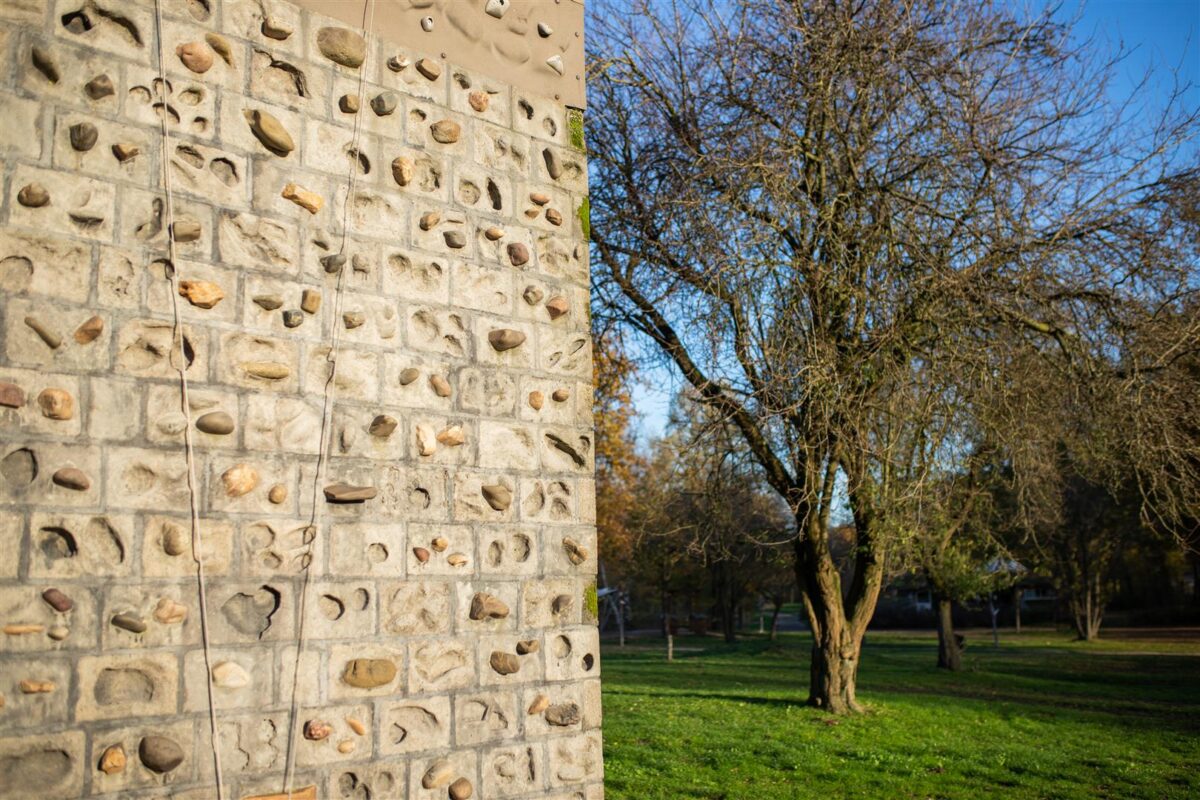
(627, 0, 1199, 443)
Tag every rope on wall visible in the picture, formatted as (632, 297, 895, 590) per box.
(150, 1, 226, 796)
(282, 1, 378, 794)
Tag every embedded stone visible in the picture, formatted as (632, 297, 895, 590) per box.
(538, 22, 554, 37)
(31, 46, 58, 83)
(343, 311, 365, 329)
(485, 226, 505, 240)
(552, 388, 570, 402)
(246, 109, 295, 156)
(523, 285, 544, 304)
(528, 391, 545, 410)
(42, 588, 73, 613)
(387, 54, 410, 72)
(138, 736, 184, 774)
(552, 595, 573, 615)
(37, 389, 74, 420)
(0, 383, 26, 409)
(324, 483, 377, 503)
(212, 661, 250, 688)
(47, 626, 69, 640)
(282, 183, 323, 214)
(303, 720, 332, 741)
(530, 192, 551, 206)
(449, 778, 473, 800)
(322, 254, 347, 274)
(176, 42, 214, 73)
(412, 547, 430, 563)
(421, 759, 453, 789)
(17, 183, 49, 208)
(399, 367, 420, 385)
(339, 94, 360, 113)
(563, 537, 588, 565)
(342, 657, 396, 688)
(431, 537, 449, 552)
(179, 280, 224, 308)
(371, 91, 398, 116)
(318, 27, 366, 68)
(436, 426, 465, 446)
(447, 553, 468, 567)
(205, 33, 234, 66)
(516, 639, 539, 655)
(429, 375, 453, 400)
(74, 315, 104, 344)
(546, 208, 563, 226)
(468, 91, 490, 112)
(85, 74, 115, 99)
(99, 744, 126, 774)
(268, 484, 288, 504)
(337, 740, 355, 754)
(111, 613, 147, 634)
(196, 411, 234, 435)
(543, 147, 563, 179)
(244, 361, 291, 380)
(19, 679, 55, 693)
(507, 243, 530, 266)
(222, 463, 259, 497)
(416, 424, 437, 456)
(415, 58, 441, 80)
(162, 525, 189, 556)
(26, 317, 62, 349)
(262, 18, 293, 40)
(419, 210, 441, 231)
(546, 54, 565, 76)
(369, 415, 398, 437)
(528, 694, 550, 714)
(3, 624, 44, 635)
(254, 295, 284, 311)
(346, 717, 366, 736)
(153, 597, 187, 624)
(481, 484, 512, 511)
(489, 651, 520, 675)
(545, 702, 581, 727)
(301, 289, 322, 314)
(430, 120, 461, 144)
(488, 329, 527, 351)
(443, 230, 466, 249)
(470, 593, 510, 620)
(52, 467, 90, 491)
(111, 142, 139, 162)
(171, 221, 202, 242)
(485, 0, 510, 19)
(391, 156, 414, 186)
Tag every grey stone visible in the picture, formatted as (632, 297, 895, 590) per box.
(84, 74, 114, 99)
(371, 92, 399, 116)
(138, 736, 184, 774)
(317, 27, 366, 68)
(195, 411, 234, 435)
(69, 123, 98, 152)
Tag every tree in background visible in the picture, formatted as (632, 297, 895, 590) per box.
(587, 0, 1198, 712)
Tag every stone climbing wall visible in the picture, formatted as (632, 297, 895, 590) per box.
(0, 1, 600, 798)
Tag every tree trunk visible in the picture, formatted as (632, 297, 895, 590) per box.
(1071, 574, 1105, 641)
(1012, 587, 1023, 633)
(769, 600, 783, 641)
(935, 597, 962, 671)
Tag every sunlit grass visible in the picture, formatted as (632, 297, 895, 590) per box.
(601, 629, 1200, 799)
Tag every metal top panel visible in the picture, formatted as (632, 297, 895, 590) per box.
(293, 0, 586, 108)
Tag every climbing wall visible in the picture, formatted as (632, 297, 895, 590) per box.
(0, 1, 601, 798)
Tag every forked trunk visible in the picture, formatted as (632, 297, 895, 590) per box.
(1070, 575, 1105, 641)
(808, 626, 863, 714)
(935, 597, 962, 670)
(769, 601, 783, 641)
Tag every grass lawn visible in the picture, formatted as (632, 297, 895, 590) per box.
(601, 629, 1200, 799)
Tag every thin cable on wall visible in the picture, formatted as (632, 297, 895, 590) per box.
(281, 0, 378, 794)
(151, 1, 226, 796)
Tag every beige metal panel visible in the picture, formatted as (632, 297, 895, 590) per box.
(293, 0, 587, 108)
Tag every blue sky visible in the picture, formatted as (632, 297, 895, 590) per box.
(626, 0, 1200, 443)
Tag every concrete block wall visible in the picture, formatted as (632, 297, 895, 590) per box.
(0, 1, 601, 798)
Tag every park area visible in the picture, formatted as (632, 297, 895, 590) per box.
(600, 629, 1200, 799)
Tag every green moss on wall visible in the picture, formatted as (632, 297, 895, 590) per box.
(584, 582, 599, 623)
(577, 195, 590, 240)
(567, 108, 586, 152)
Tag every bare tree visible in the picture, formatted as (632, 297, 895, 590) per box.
(587, 0, 1198, 712)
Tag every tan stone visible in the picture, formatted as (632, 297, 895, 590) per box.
(176, 42, 214, 73)
(74, 315, 104, 344)
(528, 694, 550, 715)
(529, 391, 545, 410)
(51, 467, 90, 491)
(481, 484, 512, 511)
(282, 183, 323, 214)
(222, 463, 259, 497)
(430, 374, 452, 397)
(485, 226, 506, 240)
(552, 388, 571, 402)
(431, 120, 462, 144)
(37, 388, 74, 420)
(449, 778, 473, 800)
(489, 651, 520, 675)
(301, 288, 322, 314)
(205, 33, 234, 66)
(179, 280, 225, 309)
(546, 295, 570, 319)
(246, 109, 295, 156)
(99, 744, 126, 774)
(436, 426, 465, 446)
(153, 597, 187, 624)
(416, 424, 437, 456)
(318, 27, 366, 68)
(470, 593, 510, 620)
(342, 658, 397, 689)
(562, 537, 588, 565)
(416, 58, 442, 80)
(17, 182, 49, 207)
(25, 316, 61, 349)
(392, 156, 414, 186)
(422, 759, 454, 789)
(268, 484, 288, 504)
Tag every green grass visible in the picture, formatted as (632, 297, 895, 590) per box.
(601, 629, 1200, 799)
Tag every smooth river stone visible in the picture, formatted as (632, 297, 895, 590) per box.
(481, 484, 512, 511)
(317, 27, 366, 68)
(489, 651, 520, 675)
(139, 736, 184, 774)
(341, 658, 396, 688)
(488, 329, 527, 352)
(195, 411, 234, 435)
(246, 109, 295, 156)
(52, 467, 90, 491)
(41, 588, 73, 613)
(324, 483, 377, 503)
